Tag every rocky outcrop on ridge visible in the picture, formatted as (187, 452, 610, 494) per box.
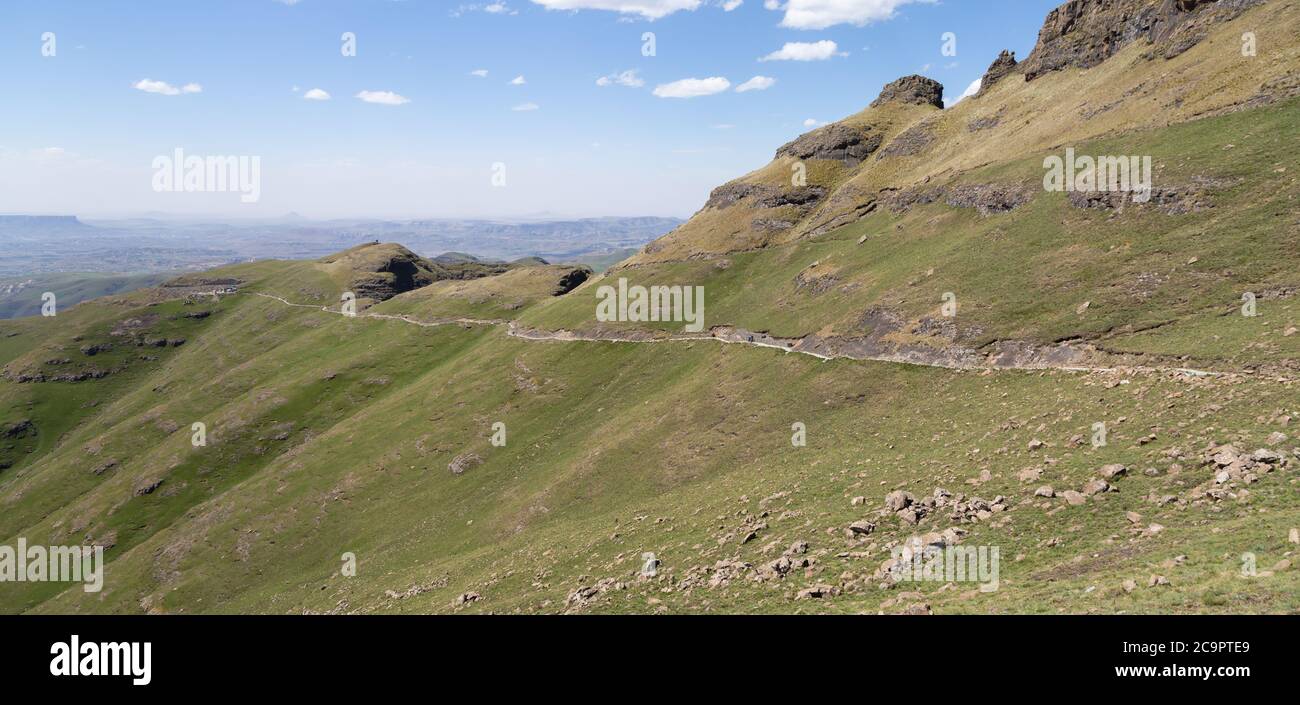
(870, 75, 945, 109)
(1020, 0, 1266, 81)
(976, 50, 1019, 97)
(776, 123, 884, 166)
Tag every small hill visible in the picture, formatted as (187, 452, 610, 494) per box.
(317, 242, 529, 304)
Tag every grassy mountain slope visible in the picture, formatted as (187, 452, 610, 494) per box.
(1, 0, 1297, 615)
(0, 272, 174, 320)
(518, 1, 1299, 375)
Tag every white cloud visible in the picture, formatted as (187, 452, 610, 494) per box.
(355, 90, 410, 105)
(596, 69, 645, 87)
(452, 2, 520, 16)
(133, 79, 201, 96)
(721, 0, 743, 9)
(303, 88, 331, 101)
(652, 76, 731, 98)
(803, 118, 823, 127)
(734, 75, 776, 92)
(470, 69, 490, 77)
(512, 102, 540, 111)
(759, 40, 840, 62)
(772, 0, 931, 30)
(713, 123, 735, 129)
(510, 75, 527, 85)
(529, 0, 703, 20)
(943, 77, 981, 107)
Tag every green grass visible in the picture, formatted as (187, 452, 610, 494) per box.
(2, 284, 1295, 614)
(519, 97, 1300, 372)
(0, 272, 173, 320)
(1, 10, 1297, 614)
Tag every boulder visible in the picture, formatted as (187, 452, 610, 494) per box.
(1082, 478, 1111, 496)
(885, 490, 915, 512)
(1099, 464, 1128, 479)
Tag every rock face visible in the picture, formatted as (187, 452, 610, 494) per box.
(976, 50, 1019, 96)
(553, 267, 592, 296)
(1020, 0, 1265, 81)
(870, 75, 945, 109)
(776, 123, 883, 166)
(704, 181, 827, 211)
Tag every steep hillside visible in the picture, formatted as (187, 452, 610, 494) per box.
(0, 0, 1296, 616)
(519, 0, 1299, 376)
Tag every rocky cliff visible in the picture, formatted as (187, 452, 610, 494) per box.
(1020, 0, 1266, 80)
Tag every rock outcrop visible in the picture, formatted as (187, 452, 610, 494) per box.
(776, 123, 883, 166)
(552, 267, 591, 296)
(976, 50, 1019, 96)
(704, 182, 827, 211)
(870, 75, 945, 109)
(1020, 0, 1265, 81)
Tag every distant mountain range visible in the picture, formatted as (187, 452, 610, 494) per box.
(0, 214, 681, 276)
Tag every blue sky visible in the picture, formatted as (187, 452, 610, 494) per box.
(0, 0, 1061, 219)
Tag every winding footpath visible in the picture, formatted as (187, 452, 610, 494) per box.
(251, 292, 1275, 381)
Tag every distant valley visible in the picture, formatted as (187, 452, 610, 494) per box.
(0, 214, 679, 318)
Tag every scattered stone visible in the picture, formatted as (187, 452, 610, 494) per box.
(448, 452, 483, 475)
(133, 478, 164, 496)
(885, 490, 915, 512)
(454, 591, 481, 606)
(1018, 467, 1043, 482)
(796, 584, 838, 600)
(1099, 464, 1127, 480)
(1063, 490, 1087, 506)
(1082, 478, 1111, 496)
(848, 520, 876, 536)
(1035, 485, 1055, 498)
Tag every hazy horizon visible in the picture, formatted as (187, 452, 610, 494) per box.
(0, 0, 1058, 220)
